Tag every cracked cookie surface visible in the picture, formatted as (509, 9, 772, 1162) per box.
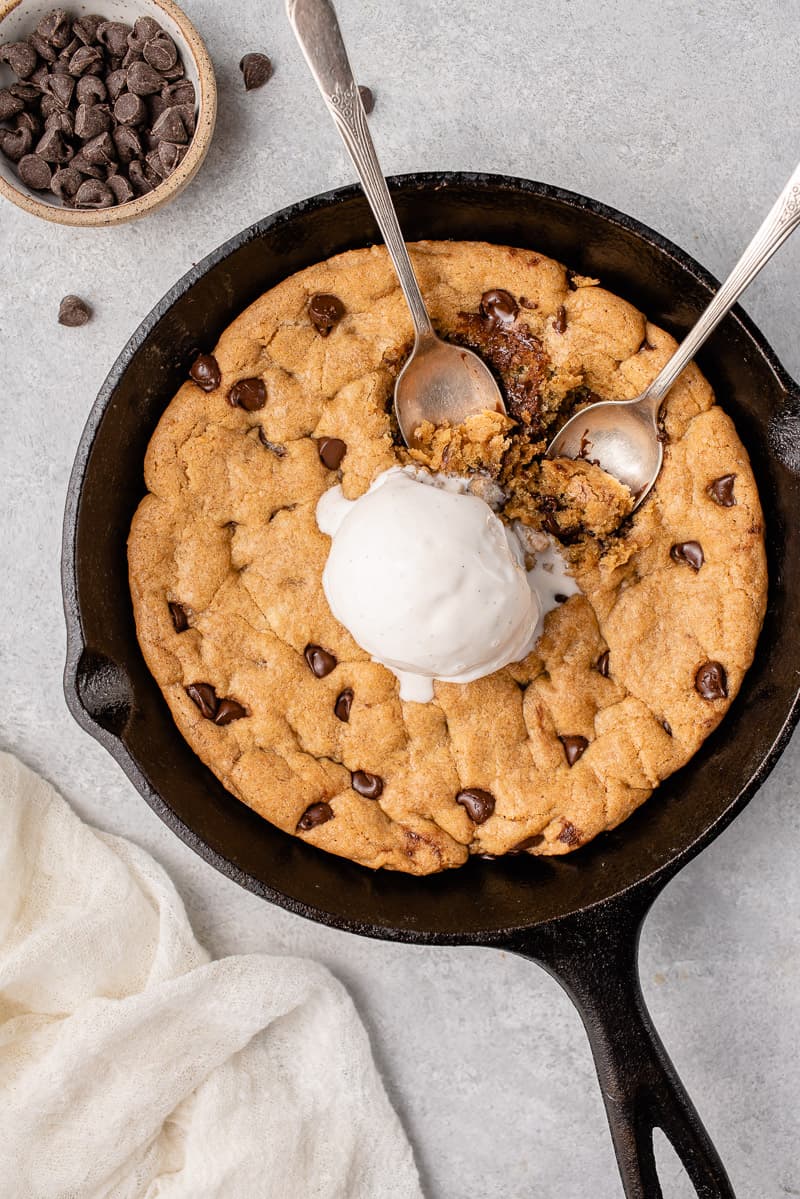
(128, 240, 767, 874)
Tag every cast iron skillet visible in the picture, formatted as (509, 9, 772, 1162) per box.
(62, 173, 800, 1198)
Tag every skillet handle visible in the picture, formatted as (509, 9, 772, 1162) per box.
(506, 892, 735, 1199)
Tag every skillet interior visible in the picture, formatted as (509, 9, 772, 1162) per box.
(62, 173, 800, 943)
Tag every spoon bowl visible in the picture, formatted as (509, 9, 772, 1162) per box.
(395, 334, 505, 447)
(548, 393, 664, 502)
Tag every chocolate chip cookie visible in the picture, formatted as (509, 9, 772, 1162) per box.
(128, 241, 767, 873)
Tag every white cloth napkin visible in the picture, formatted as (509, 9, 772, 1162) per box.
(0, 752, 422, 1199)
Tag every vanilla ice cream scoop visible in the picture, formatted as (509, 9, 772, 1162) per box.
(316, 468, 545, 702)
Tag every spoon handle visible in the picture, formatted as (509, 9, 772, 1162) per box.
(644, 158, 800, 412)
(286, 0, 435, 340)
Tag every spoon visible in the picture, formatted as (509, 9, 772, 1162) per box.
(286, 0, 505, 447)
(548, 159, 800, 506)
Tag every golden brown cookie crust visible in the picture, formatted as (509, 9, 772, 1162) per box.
(128, 241, 767, 874)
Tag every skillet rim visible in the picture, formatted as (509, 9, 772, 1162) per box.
(61, 170, 800, 945)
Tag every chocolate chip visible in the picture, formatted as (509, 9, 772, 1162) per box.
(190, 353, 221, 392)
(0, 89, 24, 121)
(661, 719, 673, 736)
(128, 158, 157, 194)
(36, 9, 72, 48)
(51, 166, 83, 200)
(695, 661, 728, 701)
(97, 21, 133, 58)
(557, 820, 582, 846)
(76, 75, 107, 105)
(214, 698, 248, 725)
(143, 34, 177, 72)
(707, 474, 736, 507)
(164, 78, 196, 106)
(480, 288, 518, 325)
(560, 735, 588, 766)
(44, 72, 75, 108)
(75, 102, 113, 139)
(358, 84, 375, 113)
(186, 682, 218, 719)
(113, 92, 147, 126)
(0, 41, 38, 78)
(68, 45, 103, 76)
(519, 295, 538, 309)
(297, 801, 333, 830)
(352, 771, 384, 799)
(0, 127, 32, 163)
(106, 68, 129, 102)
(18, 154, 52, 190)
(640, 336, 655, 351)
(73, 15, 104, 46)
(15, 111, 42, 138)
(308, 292, 345, 336)
(228, 377, 266, 412)
(455, 788, 495, 824)
(670, 541, 704, 571)
(68, 150, 104, 178)
(151, 106, 187, 143)
(113, 125, 143, 163)
(35, 126, 70, 163)
(596, 650, 610, 677)
(317, 437, 347, 469)
(258, 428, 286, 456)
(74, 178, 115, 208)
(29, 32, 58, 63)
(45, 110, 74, 138)
(131, 16, 163, 48)
(107, 172, 134, 204)
(127, 60, 165, 96)
(334, 688, 353, 722)
(240, 52, 273, 90)
(168, 600, 189, 632)
(82, 130, 116, 165)
(553, 305, 568, 334)
(305, 644, 337, 678)
(554, 593, 568, 604)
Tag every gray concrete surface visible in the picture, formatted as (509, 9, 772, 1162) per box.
(1, 1, 799, 1195)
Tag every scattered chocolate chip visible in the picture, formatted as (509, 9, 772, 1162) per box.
(695, 661, 728, 701)
(510, 833, 545, 853)
(143, 34, 177, 72)
(0, 88, 24, 120)
(190, 353, 221, 392)
(297, 801, 333, 830)
(305, 643, 337, 678)
(17, 154, 52, 190)
(518, 295, 538, 309)
(596, 650, 610, 677)
(558, 820, 582, 846)
(258, 428, 287, 456)
(455, 788, 495, 824)
(670, 541, 704, 571)
(0, 41, 38, 78)
(707, 474, 736, 507)
(334, 688, 353, 722)
(358, 84, 374, 113)
(75, 178, 115, 208)
(661, 719, 673, 736)
(214, 698, 248, 725)
(352, 770, 384, 799)
(228, 377, 266, 412)
(126, 59, 164, 95)
(107, 171, 134, 203)
(57, 294, 91, 326)
(480, 288, 518, 326)
(560, 734, 589, 766)
(151, 105, 187, 143)
(37, 9, 72, 47)
(168, 600, 189, 632)
(317, 437, 347, 469)
(308, 292, 345, 335)
(114, 92, 148, 126)
(240, 52, 272, 90)
(186, 682, 218, 719)
(97, 21, 133, 58)
(553, 305, 568, 334)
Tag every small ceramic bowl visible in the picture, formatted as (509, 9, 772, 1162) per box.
(0, 0, 217, 225)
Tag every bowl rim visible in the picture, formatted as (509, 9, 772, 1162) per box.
(0, 0, 217, 226)
(62, 171, 800, 943)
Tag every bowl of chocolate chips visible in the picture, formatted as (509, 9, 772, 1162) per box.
(0, 0, 216, 224)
